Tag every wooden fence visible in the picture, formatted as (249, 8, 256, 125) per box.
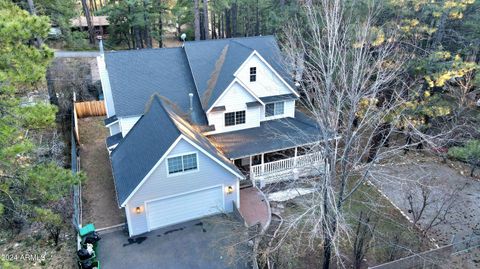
(74, 100, 106, 118)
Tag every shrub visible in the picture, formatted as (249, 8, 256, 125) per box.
(448, 140, 480, 176)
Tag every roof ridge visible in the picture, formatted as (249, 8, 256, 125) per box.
(184, 35, 275, 44)
(111, 93, 180, 156)
(230, 39, 255, 51)
(105, 46, 182, 55)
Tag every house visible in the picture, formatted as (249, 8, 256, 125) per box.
(71, 16, 109, 38)
(98, 36, 326, 236)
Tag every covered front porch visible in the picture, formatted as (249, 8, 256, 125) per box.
(234, 146, 324, 186)
(209, 112, 327, 187)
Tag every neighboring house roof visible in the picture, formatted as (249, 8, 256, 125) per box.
(104, 48, 207, 125)
(110, 94, 243, 206)
(71, 16, 109, 27)
(209, 112, 327, 159)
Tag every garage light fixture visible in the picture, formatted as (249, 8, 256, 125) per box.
(135, 206, 143, 214)
(226, 186, 234, 194)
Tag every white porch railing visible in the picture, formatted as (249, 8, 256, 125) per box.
(250, 152, 324, 185)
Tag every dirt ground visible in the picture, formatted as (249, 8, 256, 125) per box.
(370, 152, 480, 267)
(78, 117, 125, 228)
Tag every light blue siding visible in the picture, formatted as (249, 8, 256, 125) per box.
(125, 139, 239, 236)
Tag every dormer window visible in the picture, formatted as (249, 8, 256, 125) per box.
(265, 102, 284, 117)
(250, 67, 257, 82)
(225, 111, 246, 126)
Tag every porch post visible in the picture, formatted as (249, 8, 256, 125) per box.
(261, 153, 265, 174)
(249, 156, 253, 178)
(294, 147, 298, 166)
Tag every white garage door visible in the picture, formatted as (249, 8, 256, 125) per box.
(146, 186, 224, 231)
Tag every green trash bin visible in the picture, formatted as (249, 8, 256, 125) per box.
(79, 223, 96, 237)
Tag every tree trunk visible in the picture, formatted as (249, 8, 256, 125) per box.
(255, 0, 259, 36)
(158, 4, 163, 48)
(200, 14, 205, 39)
(134, 26, 143, 49)
(203, 0, 209, 39)
(26, 0, 44, 47)
(433, 12, 447, 48)
(231, 1, 237, 37)
(220, 13, 224, 38)
(211, 12, 216, 39)
(80, 0, 96, 44)
(225, 8, 231, 38)
(194, 0, 201, 40)
(143, 0, 152, 48)
(46, 68, 59, 106)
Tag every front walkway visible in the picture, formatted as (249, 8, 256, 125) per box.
(239, 187, 270, 229)
(79, 117, 125, 228)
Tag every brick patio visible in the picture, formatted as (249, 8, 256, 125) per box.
(239, 186, 270, 228)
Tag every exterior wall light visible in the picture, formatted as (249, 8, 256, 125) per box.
(135, 206, 143, 214)
(226, 186, 234, 194)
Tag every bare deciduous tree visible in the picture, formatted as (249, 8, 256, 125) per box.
(266, 1, 429, 268)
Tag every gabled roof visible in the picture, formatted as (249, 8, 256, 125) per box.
(104, 48, 207, 125)
(105, 36, 295, 125)
(184, 35, 293, 112)
(110, 94, 243, 206)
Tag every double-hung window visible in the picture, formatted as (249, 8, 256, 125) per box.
(250, 67, 257, 82)
(265, 101, 284, 117)
(225, 111, 246, 126)
(167, 153, 198, 175)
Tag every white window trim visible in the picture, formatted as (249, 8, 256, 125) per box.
(224, 110, 246, 127)
(265, 101, 285, 118)
(166, 151, 199, 177)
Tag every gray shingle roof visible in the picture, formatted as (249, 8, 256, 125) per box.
(106, 132, 122, 148)
(260, 94, 298, 103)
(110, 94, 243, 206)
(105, 36, 295, 125)
(209, 111, 326, 159)
(184, 35, 295, 112)
(105, 48, 207, 125)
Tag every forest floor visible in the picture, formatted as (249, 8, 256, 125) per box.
(0, 226, 77, 268)
(79, 117, 125, 228)
(267, 180, 431, 268)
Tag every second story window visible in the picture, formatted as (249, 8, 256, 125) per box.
(225, 111, 246, 126)
(250, 67, 257, 82)
(265, 102, 285, 117)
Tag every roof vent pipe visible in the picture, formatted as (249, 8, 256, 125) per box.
(189, 93, 194, 111)
(97, 36, 104, 55)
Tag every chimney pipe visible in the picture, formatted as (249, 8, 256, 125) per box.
(97, 36, 104, 55)
(189, 93, 194, 111)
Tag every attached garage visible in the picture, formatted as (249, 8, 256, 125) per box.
(145, 186, 224, 231)
(111, 96, 244, 236)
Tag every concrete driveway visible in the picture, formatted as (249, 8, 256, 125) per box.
(97, 215, 251, 269)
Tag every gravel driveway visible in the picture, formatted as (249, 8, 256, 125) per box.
(370, 160, 480, 245)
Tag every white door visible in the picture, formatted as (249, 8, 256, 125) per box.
(146, 186, 224, 231)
